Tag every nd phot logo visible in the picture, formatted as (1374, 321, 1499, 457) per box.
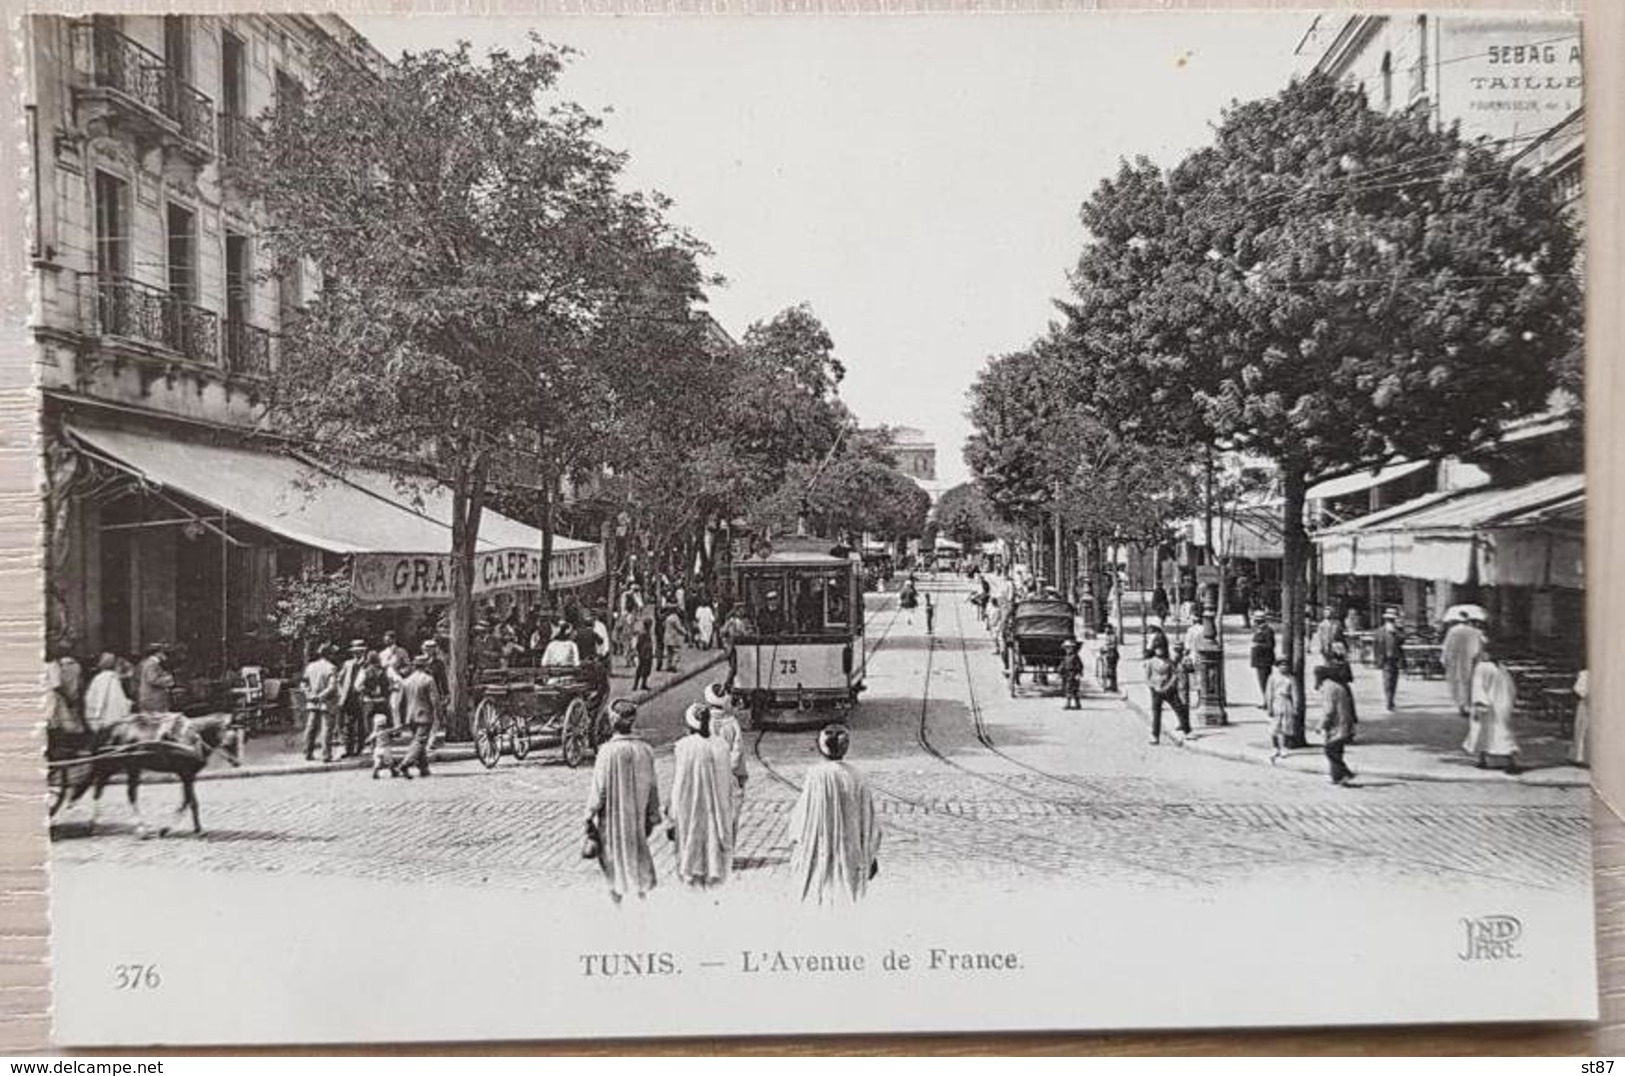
(1459, 915, 1522, 961)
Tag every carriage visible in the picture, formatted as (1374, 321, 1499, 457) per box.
(1002, 597, 1077, 697)
(728, 535, 865, 729)
(470, 661, 611, 769)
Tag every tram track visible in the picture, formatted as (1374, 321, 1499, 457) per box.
(941, 588, 1555, 891)
(756, 579, 1209, 883)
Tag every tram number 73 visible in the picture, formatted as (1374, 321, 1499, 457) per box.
(778, 658, 799, 675)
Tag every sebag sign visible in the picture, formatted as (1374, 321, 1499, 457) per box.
(352, 544, 606, 604)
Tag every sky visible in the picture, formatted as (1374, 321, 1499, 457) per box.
(351, 14, 1311, 486)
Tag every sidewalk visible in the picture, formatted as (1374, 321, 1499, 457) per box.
(1096, 606, 1588, 789)
(207, 643, 728, 781)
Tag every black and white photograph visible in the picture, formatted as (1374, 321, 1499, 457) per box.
(25, 8, 1598, 1045)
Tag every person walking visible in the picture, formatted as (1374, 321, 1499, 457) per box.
(1097, 624, 1120, 692)
(1317, 664, 1357, 786)
(379, 631, 410, 727)
(1265, 657, 1298, 762)
(1146, 646, 1178, 746)
(1060, 640, 1084, 710)
(1169, 641, 1194, 735)
(333, 639, 369, 758)
(924, 591, 935, 635)
(1151, 585, 1170, 624)
(396, 653, 442, 778)
(665, 704, 736, 890)
(301, 643, 340, 763)
(694, 599, 716, 651)
(1570, 669, 1590, 767)
(1316, 602, 1347, 663)
(134, 642, 175, 714)
(1372, 608, 1406, 712)
(1464, 641, 1522, 774)
(703, 683, 748, 848)
(1248, 612, 1276, 708)
(787, 724, 881, 905)
(586, 700, 662, 904)
(83, 651, 131, 732)
(1441, 611, 1485, 718)
(420, 639, 449, 699)
(1144, 622, 1169, 661)
(363, 713, 400, 779)
(631, 619, 655, 692)
(661, 606, 687, 672)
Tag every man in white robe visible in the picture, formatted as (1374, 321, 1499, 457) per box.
(666, 704, 735, 889)
(1464, 643, 1521, 774)
(586, 701, 662, 904)
(1441, 613, 1484, 717)
(83, 652, 132, 731)
(703, 683, 748, 848)
(788, 724, 882, 905)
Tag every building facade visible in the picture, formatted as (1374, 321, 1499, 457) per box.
(1297, 12, 1586, 652)
(30, 14, 382, 668)
(1297, 13, 1581, 145)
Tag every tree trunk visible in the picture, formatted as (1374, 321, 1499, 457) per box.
(1280, 465, 1309, 747)
(448, 460, 488, 743)
(538, 468, 556, 612)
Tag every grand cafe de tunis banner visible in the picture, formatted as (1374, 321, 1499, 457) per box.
(351, 545, 607, 604)
(31, 7, 1602, 1050)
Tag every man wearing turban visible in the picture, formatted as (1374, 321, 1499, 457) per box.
(788, 724, 882, 905)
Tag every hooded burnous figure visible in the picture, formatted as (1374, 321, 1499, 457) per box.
(787, 724, 882, 905)
(587, 700, 662, 904)
(665, 703, 736, 889)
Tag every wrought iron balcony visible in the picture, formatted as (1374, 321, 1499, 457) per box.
(223, 321, 274, 378)
(87, 274, 220, 368)
(218, 112, 263, 168)
(74, 22, 214, 159)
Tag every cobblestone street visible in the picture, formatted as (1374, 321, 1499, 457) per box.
(49, 581, 1589, 904)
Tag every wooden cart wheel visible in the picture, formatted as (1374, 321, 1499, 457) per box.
(473, 697, 502, 769)
(561, 697, 589, 769)
(511, 709, 533, 761)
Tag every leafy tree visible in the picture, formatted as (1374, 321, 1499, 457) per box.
(271, 571, 360, 663)
(1068, 76, 1581, 741)
(755, 447, 932, 544)
(934, 482, 1003, 552)
(245, 38, 706, 734)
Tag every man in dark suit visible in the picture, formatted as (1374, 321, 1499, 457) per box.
(1373, 607, 1406, 712)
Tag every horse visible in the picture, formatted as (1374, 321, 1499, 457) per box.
(52, 712, 242, 837)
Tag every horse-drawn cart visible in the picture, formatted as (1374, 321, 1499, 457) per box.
(470, 663, 611, 769)
(1003, 598, 1076, 697)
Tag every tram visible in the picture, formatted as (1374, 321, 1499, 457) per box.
(727, 534, 865, 729)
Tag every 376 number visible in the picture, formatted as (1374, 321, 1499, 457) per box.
(778, 658, 799, 675)
(113, 964, 161, 990)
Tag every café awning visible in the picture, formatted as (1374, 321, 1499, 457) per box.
(66, 422, 604, 601)
(1315, 474, 1583, 587)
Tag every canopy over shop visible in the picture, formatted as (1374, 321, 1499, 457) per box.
(1315, 472, 1583, 646)
(62, 421, 605, 672)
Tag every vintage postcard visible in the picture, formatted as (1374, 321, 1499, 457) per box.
(29, 9, 1596, 1045)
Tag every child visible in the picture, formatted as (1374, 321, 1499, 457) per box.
(1265, 657, 1299, 763)
(363, 713, 400, 779)
(1097, 624, 1120, 693)
(1060, 640, 1084, 710)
